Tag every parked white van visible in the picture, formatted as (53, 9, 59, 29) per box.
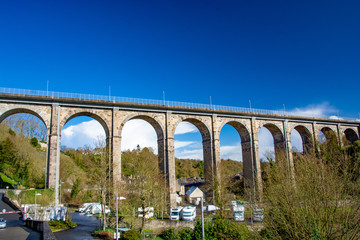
(170, 207, 183, 220)
(84, 203, 110, 215)
(181, 206, 196, 221)
(78, 203, 96, 213)
(138, 207, 154, 219)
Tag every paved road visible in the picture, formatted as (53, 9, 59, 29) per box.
(54, 212, 100, 240)
(0, 194, 41, 240)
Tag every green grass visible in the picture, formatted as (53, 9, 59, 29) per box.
(7, 188, 55, 206)
(48, 220, 77, 232)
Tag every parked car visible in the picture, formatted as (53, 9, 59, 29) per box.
(0, 218, 6, 229)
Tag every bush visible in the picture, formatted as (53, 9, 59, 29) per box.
(30, 137, 38, 148)
(160, 221, 250, 240)
(122, 230, 142, 240)
(92, 230, 114, 240)
(262, 151, 360, 239)
(159, 228, 179, 240)
(48, 220, 77, 231)
(178, 228, 193, 240)
(193, 218, 250, 240)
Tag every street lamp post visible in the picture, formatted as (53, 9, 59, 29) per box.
(34, 191, 41, 220)
(59, 180, 64, 205)
(115, 193, 126, 240)
(201, 197, 205, 240)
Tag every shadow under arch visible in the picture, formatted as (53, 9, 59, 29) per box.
(261, 123, 285, 159)
(293, 125, 313, 154)
(344, 128, 359, 144)
(320, 127, 337, 143)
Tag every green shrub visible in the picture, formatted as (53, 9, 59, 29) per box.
(178, 228, 193, 240)
(193, 219, 250, 240)
(48, 220, 77, 231)
(30, 137, 38, 148)
(122, 230, 142, 240)
(159, 228, 179, 240)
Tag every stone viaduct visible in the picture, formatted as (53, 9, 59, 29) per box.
(0, 91, 359, 206)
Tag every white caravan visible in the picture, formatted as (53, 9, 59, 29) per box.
(138, 207, 154, 219)
(170, 207, 183, 220)
(181, 206, 196, 221)
(232, 205, 245, 221)
(84, 203, 110, 215)
(78, 203, 97, 213)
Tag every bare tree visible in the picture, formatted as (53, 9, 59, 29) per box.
(123, 147, 166, 232)
(262, 148, 360, 240)
(88, 138, 111, 231)
(4, 113, 47, 141)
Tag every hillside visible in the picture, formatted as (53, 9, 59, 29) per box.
(0, 123, 88, 192)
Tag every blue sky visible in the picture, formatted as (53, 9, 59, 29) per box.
(1, 1, 359, 160)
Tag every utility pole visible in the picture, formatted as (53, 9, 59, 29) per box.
(201, 197, 205, 240)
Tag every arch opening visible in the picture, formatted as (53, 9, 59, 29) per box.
(219, 122, 251, 201)
(343, 129, 359, 144)
(318, 127, 337, 144)
(258, 124, 285, 191)
(0, 112, 47, 189)
(60, 115, 107, 205)
(292, 125, 313, 154)
(174, 120, 210, 205)
(120, 117, 167, 217)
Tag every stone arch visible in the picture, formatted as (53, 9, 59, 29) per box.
(59, 110, 110, 138)
(173, 117, 213, 182)
(344, 128, 359, 144)
(219, 120, 253, 189)
(261, 123, 286, 158)
(172, 117, 211, 141)
(292, 125, 313, 154)
(119, 113, 165, 141)
(118, 113, 166, 177)
(219, 121, 251, 143)
(0, 107, 49, 129)
(320, 127, 337, 143)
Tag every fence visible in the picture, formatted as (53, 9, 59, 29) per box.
(0, 87, 358, 121)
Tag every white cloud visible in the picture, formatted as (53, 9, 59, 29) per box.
(287, 102, 337, 118)
(220, 143, 242, 161)
(121, 119, 157, 153)
(61, 120, 106, 149)
(258, 127, 274, 160)
(329, 115, 343, 120)
(290, 129, 303, 152)
(175, 122, 198, 135)
(175, 140, 196, 149)
(176, 148, 203, 160)
(61, 119, 158, 152)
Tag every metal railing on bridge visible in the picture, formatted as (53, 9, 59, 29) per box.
(0, 87, 358, 122)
